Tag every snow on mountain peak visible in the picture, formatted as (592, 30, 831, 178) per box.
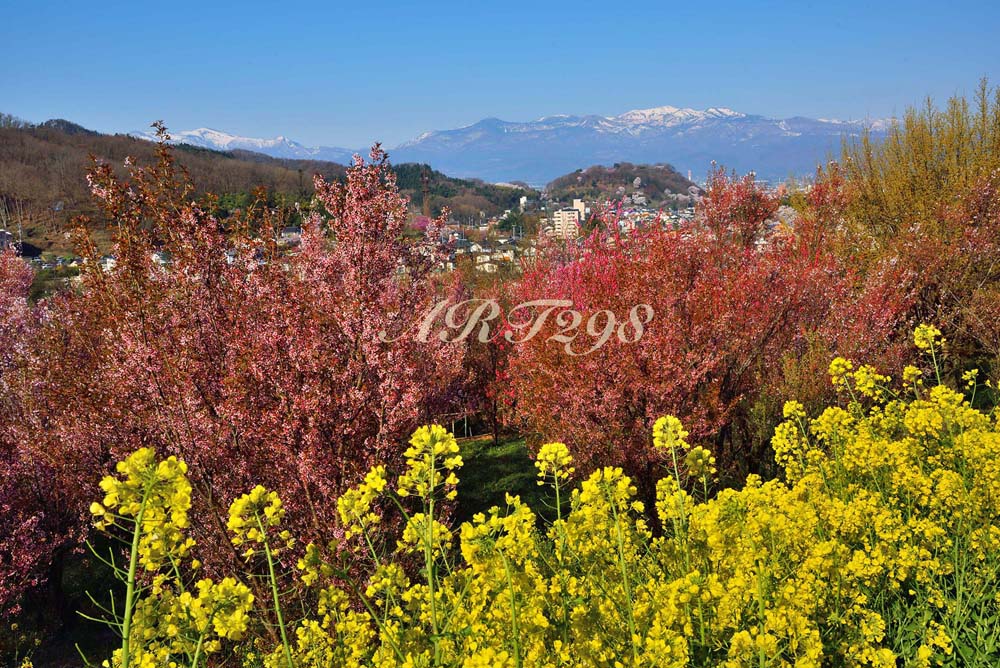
(705, 107, 743, 117)
(129, 126, 359, 164)
(141, 127, 302, 152)
(186, 128, 244, 143)
(612, 105, 747, 129)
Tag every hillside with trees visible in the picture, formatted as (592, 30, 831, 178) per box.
(0, 116, 534, 254)
(545, 162, 699, 207)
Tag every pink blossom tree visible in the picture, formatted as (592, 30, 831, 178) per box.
(0, 136, 463, 614)
(506, 170, 909, 492)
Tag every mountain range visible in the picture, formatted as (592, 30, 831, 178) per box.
(0, 119, 534, 254)
(131, 127, 359, 165)
(133, 105, 893, 186)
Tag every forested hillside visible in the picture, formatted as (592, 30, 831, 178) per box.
(0, 117, 534, 253)
(546, 162, 698, 207)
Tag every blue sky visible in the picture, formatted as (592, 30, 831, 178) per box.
(3, 0, 999, 148)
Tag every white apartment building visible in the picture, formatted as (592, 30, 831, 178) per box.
(552, 207, 581, 240)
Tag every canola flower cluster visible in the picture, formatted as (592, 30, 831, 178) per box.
(90, 448, 195, 571)
(89, 326, 1000, 667)
(89, 449, 255, 668)
(229, 485, 295, 558)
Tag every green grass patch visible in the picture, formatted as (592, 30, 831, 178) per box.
(454, 435, 550, 525)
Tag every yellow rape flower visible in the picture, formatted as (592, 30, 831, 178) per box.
(914, 323, 945, 352)
(535, 442, 574, 484)
(829, 356, 854, 387)
(653, 415, 689, 451)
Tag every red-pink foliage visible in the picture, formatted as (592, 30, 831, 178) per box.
(507, 171, 909, 489)
(0, 140, 462, 613)
(0, 249, 32, 380)
(0, 249, 50, 616)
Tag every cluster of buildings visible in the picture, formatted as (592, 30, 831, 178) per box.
(430, 191, 703, 274)
(439, 226, 534, 273)
(537, 196, 700, 239)
(616, 205, 698, 232)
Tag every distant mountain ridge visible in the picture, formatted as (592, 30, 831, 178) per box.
(132, 104, 892, 185)
(130, 127, 358, 164)
(390, 106, 892, 185)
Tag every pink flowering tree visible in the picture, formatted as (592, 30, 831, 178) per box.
(0, 135, 463, 615)
(0, 249, 53, 618)
(506, 171, 909, 492)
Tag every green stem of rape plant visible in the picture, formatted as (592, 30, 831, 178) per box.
(388, 484, 464, 633)
(424, 445, 441, 665)
(359, 520, 383, 569)
(501, 552, 523, 668)
(555, 475, 570, 645)
(755, 564, 768, 668)
(667, 440, 691, 570)
(931, 346, 942, 386)
(256, 513, 294, 668)
(554, 473, 562, 524)
(384, 490, 453, 648)
(188, 630, 206, 668)
(609, 490, 640, 663)
(120, 485, 152, 668)
(165, 554, 205, 668)
(697, 471, 710, 648)
(543, 470, 571, 648)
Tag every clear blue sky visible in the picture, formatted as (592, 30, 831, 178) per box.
(3, 0, 998, 148)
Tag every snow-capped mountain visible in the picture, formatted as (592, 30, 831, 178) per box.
(390, 106, 892, 184)
(133, 105, 892, 185)
(611, 105, 745, 131)
(130, 127, 357, 164)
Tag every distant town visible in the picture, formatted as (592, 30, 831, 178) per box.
(435, 183, 704, 274)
